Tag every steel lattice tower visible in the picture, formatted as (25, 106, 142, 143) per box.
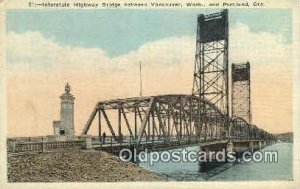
(231, 62, 252, 123)
(192, 9, 229, 116)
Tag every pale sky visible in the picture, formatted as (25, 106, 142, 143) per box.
(6, 9, 293, 136)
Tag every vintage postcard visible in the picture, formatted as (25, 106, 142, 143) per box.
(0, 0, 299, 188)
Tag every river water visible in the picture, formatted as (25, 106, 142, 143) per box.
(139, 142, 293, 181)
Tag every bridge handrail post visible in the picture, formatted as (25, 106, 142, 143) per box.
(110, 136, 113, 152)
(129, 135, 131, 146)
(41, 136, 44, 153)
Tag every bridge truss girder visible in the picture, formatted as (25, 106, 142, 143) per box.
(81, 94, 229, 148)
(81, 94, 275, 148)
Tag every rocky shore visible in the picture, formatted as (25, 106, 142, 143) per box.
(7, 149, 163, 182)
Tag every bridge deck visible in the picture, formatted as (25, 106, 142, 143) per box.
(91, 136, 266, 153)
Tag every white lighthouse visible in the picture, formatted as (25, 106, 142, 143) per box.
(53, 83, 75, 138)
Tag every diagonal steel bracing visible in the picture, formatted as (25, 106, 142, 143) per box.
(81, 10, 275, 149)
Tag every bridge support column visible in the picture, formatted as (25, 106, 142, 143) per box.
(41, 141, 47, 153)
(259, 141, 262, 150)
(9, 141, 17, 153)
(199, 141, 236, 172)
(226, 141, 234, 153)
(84, 135, 92, 150)
(198, 144, 218, 172)
(249, 141, 253, 152)
(198, 143, 204, 172)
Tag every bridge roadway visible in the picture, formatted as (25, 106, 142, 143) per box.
(81, 94, 276, 170)
(89, 135, 274, 155)
(82, 94, 275, 151)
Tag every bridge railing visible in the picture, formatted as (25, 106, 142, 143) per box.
(7, 140, 85, 153)
(91, 135, 200, 146)
(7, 136, 46, 143)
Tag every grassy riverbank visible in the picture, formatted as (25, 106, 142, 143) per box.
(7, 149, 163, 182)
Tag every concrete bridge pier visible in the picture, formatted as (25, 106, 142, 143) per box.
(271, 140, 275, 145)
(251, 140, 274, 151)
(199, 140, 234, 172)
(198, 139, 276, 172)
(198, 143, 203, 172)
(84, 135, 92, 150)
(198, 143, 213, 172)
(226, 141, 233, 153)
(261, 140, 264, 149)
(233, 141, 253, 157)
(251, 141, 260, 151)
(249, 141, 254, 152)
(259, 140, 262, 150)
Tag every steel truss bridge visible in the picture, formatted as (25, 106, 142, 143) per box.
(81, 94, 274, 150)
(81, 9, 275, 151)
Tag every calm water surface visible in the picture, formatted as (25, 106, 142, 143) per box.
(139, 142, 292, 181)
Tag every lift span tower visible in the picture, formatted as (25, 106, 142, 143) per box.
(81, 10, 274, 152)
